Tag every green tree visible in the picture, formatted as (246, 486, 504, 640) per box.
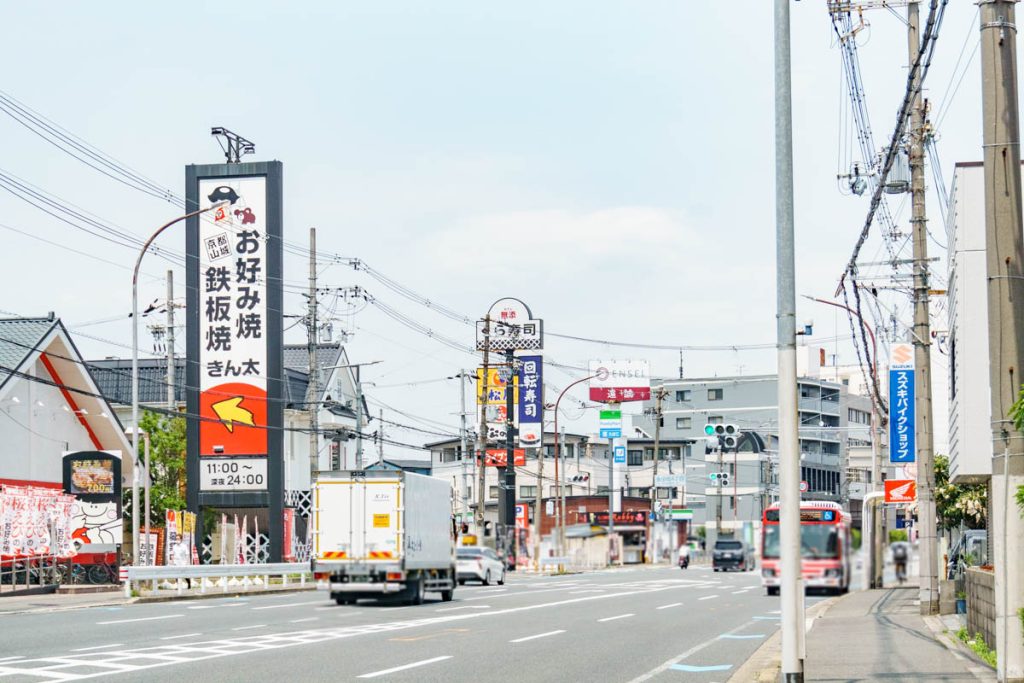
(934, 453, 987, 530)
(136, 410, 187, 526)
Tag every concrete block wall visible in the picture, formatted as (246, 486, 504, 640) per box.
(966, 567, 996, 648)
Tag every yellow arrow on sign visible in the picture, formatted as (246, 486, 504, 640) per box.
(211, 396, 255, 432)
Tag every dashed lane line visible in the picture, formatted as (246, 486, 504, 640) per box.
(656, 603, 682, 610)
(71, 644, 124, 652)
(510, 630, 565, 643)
(97, 615, 184, 625)
(160, 634, 201, 641)
(357, 655, 452, 679)
(598, 613, 634, 623)
(698, 595, 718, 601)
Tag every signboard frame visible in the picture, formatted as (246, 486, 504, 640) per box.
(185, 161, 284, 562)
(888, 343, 917, 464)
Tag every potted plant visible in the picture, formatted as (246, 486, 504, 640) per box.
(956, 591, 967, 614)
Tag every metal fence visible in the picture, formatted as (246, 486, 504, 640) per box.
(0, 555, 69, 594)
(125, 563, 313, 598)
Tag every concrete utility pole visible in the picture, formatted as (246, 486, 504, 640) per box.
(459, 370, 470, 516)
(979, 1, 1024, 677)
(475, 317, 491, 533)
(534, 427, 544, 571)
(166, 270, 176, 411)
(355, 366, 364, 469)
(775, 0, 805, 679)
(906, 0, 939, 616)
(649, 386, 665, 562)
(307, 227, 319, 480)
(377, 408, 384, 463)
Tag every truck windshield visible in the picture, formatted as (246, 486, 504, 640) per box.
(763, 525, 839, 559)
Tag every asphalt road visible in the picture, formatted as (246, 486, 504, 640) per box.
(0, 565, 827, 682)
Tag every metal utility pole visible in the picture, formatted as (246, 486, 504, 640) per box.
(534, 427, 544, 571)
(166, 270, 176, 411)
(355, 366, 364, 468)
(775, 0, 805, 679)
(907, 0, 939, 616)
(377, 408, 384, 463)
(649, 386, 665, 563)
(307, 228, 320, 480)
(715, 443, 724, 543)
(475, 317, 491, 533)
(980, 1, 1024, 677)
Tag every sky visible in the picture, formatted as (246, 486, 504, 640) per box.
(0, 2, 987, 457)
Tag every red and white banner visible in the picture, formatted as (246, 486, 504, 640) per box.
(884, 479, 917, 503)
(0, 486, 77, 558)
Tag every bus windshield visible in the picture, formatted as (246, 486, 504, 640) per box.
(763, 524, 839, 559)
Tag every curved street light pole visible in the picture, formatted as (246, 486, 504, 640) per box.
(552, 374, 595, 564)
(131, 202, 226, 562)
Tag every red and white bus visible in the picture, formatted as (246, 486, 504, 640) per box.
(760, 501, 852, 596)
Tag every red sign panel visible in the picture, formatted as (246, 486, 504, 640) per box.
(589, 387, 651, 403)
(483, 449, 527, 467)
(588, 510, 649, 526)
(885, 479, 917, 504)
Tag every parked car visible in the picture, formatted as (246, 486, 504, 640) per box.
(713, 538, 753, 572)
(456, 546, 506, 586)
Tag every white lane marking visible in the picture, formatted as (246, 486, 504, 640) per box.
(186, 605, 216, 610)
(290, 617, 318, 623)
(510, 629, 565, 643)
(732, 589, 751, 594)
(698, 595, 718, 601)
(656, 602, 682, 610)
(598, 613, 634, 622)
(0, 656, 25, 663)
(569, 589, 605, 594)
(71, 644, 124, 652)
(232, 624, 266, 631)
(160, 633, 201, 641)
(357, 655, 452, 679)
(435, 605, 490, 612)
(251, 600, 324, 611)
(97, 615, 184, 625)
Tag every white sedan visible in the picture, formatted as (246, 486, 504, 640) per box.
(456, 546, 506, 585)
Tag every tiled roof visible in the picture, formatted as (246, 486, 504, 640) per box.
(283, 344, 343, 375)
(88, 358, 185, 406)
(0, 317, 58, 391)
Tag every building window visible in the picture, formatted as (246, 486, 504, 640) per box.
(676, 417, 691, 430)
(628, 487, 648, 498)
(489, 486, 500, 499)
(441, 448, 458, 463)
(627, 450, 643, 466)
(675, 390, 691, 403)
(708, 388, 724, 401)
(656, 487, 674, 499)
(644, 448, 655, 461)
(549, 485, 570, 498)
(520, 485, 537, 498)
(708, 415, 724, 425)
(597, 485, 610, 495)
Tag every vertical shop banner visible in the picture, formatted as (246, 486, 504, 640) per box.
(517, 355, 542, 447)
(888, 343, 916, 463)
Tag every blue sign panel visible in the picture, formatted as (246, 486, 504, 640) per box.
(517, 355, 543, 446)
(613, 446, 626, 464)
(600, 428, 622, 439)
(888, 367, 916, 463)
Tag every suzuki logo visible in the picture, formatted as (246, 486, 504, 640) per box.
(892, 344, 913, 365)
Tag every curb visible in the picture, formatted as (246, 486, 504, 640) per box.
(923, 615, 997, 681)
(134, 584, 317, 604)
(0, 597, 137, 616)
(727, 594, 843, 683)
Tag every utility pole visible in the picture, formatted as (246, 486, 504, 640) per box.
(166, 270, 176, 411)
(534, 426, 544, 571)
(378, 408, 384, 464)
(459, 370, 470, 516)
(980, 1, 1024, 677)
(775, 0, 805, 679)
(355, 366, 364, 469)
(500, 349, 517, 567)
(907, 0, 939, 616)
(306, 227, 319, 481)
(475, 317, 491, 533)
(649, 386, 666, 562)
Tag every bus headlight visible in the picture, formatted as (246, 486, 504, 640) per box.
(824, 568, 842, 578)
(762, 568, 776, 578)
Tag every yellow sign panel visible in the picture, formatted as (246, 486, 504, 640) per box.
(476, 368, 519, 405)
(373, 513, 391, 528)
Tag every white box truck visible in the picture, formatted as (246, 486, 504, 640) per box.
(311, 470, 457, 605)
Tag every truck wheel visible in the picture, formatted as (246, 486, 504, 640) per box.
(334, 596, 352, 606)
(440, 588, 454, 602)
(767, 586, 780, 596)
(407, 578, 425, 606)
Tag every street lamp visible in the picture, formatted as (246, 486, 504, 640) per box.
(552, 374, 595, 564)
(130, 202, 227, 563)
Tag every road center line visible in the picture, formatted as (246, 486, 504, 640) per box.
(656, 602, 682, 610)
(357, 655, 452, 679)
(510, 630, 565, 643)
(232, 624, 267, 631)
(97, 615, 184, 625)
(290, 617, 318, 623)
(698, 595, 718, 601)
(71, 644, 124, 652)
(598, 613, 634, 622)
(160, 633, 201, 640)
(435, 605, 489, 612)
(251, 600, 324, 611)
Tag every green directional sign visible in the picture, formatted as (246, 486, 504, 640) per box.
(600, 410, 622, 420)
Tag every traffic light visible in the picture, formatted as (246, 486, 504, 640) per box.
(704, 424, 741, 450)
(709, 471, 731, 486)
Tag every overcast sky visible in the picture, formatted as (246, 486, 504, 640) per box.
(0, 2, 986, 456)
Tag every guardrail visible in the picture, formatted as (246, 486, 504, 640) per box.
(0, 555, 68, 594)
(124, 563, 313, 598)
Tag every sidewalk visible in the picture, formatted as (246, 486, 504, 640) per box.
(0, 588, 130, 616)
(732, 587, 994, 682)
